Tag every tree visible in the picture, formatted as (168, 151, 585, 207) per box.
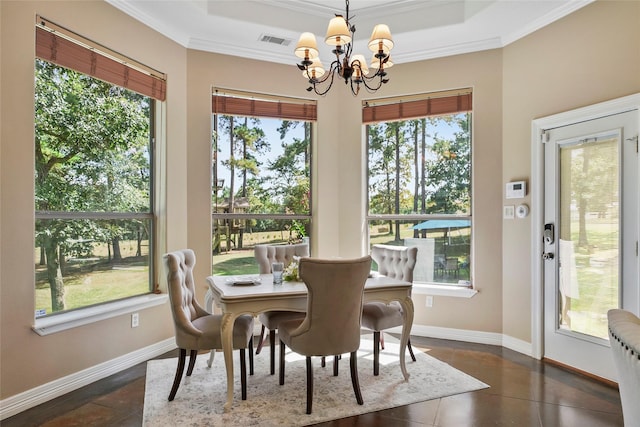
(35, 60, 150, 312)
(566, 140, 618, 249)
(367, 121, 413, 240)
(424, 114, 471, 214)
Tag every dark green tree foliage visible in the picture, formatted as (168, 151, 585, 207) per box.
(35, 60, 150, 312)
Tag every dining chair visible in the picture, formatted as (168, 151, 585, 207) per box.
(254, 243, 309, 375)
(361, 244, 417, 375)
(164, 249, 254, 401)
(607, 309, 640, 426)
(278, 255, 371, 414)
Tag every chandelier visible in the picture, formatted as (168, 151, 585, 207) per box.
(294, 0, 394, 96)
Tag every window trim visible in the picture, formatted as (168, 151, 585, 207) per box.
(32, 293, 167, 336)
(412, 283, 477, 298)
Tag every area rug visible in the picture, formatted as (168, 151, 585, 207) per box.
(143, 340, 488, 426)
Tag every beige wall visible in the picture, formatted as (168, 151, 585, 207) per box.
(501, 0, 640, 342)
(1, 0, 638, 407)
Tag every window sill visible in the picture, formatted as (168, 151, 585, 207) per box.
(32, 293, 168, 336)
(412, 283, 477, 298)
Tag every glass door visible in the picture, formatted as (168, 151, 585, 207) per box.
(543, 109, 638, 380)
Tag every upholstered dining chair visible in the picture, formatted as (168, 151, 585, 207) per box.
(278, 256, 372, 414)
(254, 243, 309, 375)
(361, 244, 417, 375)
(164, 249, 255, 401)
(607, 309, 640, 426)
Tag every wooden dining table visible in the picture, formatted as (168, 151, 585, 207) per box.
(204, 273, 414, 411)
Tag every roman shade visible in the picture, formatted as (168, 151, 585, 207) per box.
(35, 17, 167, 101)
(212, 90, 317, 122)
(362, 89, 472, 124)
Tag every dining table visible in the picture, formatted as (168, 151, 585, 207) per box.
(204, 273, 414, 411)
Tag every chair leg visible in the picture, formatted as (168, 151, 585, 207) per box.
(306, 356, 313, 414)
(407, 338, 416, 362)
(333, 355, 339, 376)
(248, 335, 254, 375)
(279, 339, 285, 385)
(240, 348, 247, 400)
(373, 331, 380, 376)
(256, 324, 266, 355)
(186, 349, 198, 376)
(269, 329, 276, 375)
(207, 349, 215, 368)
(349, 350, 364, 406)
(168, 348, 187, 401)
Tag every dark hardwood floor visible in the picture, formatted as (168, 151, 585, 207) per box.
(3, 335, 623, 426)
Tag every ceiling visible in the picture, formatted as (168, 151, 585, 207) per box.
(107, 0, 593, 66)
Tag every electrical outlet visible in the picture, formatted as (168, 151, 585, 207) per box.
(131, 312, 139, 328)
(426, 296, 433, 307)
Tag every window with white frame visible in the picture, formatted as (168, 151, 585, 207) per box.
(34, 18, 165, 317)
(365, 89, 472, 286)
(211, 90, 315, 275)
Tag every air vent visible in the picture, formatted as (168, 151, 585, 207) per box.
(260, 34, 292, 46)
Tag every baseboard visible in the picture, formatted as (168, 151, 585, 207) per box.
(501, 333, 533, 356)
(385, 324, 534, 357)
(0, 337, 176, 420)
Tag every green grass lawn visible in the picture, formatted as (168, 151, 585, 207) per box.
(35, 263, 149, 316)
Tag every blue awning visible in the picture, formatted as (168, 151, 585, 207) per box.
(412, 219, 471, 230)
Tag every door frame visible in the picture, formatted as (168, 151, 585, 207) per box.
(530, 93, 640, 360)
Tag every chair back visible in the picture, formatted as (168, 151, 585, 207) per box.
(607, 309, 640, 426)
(289, 256, 371, 356)
(370, 244, 418, 282)
(254, 242, 310, 273)
(163, 249, 209, 348)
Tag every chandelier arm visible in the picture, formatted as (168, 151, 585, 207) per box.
(310, 61, 340, 96)
(308, 59, 340, 86)
(360, 72, 386, 92)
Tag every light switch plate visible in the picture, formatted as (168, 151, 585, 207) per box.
(504, 205, 515, 219)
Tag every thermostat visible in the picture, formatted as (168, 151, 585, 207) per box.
(506, 181, 526, 199)
(516, 204, 529, 218)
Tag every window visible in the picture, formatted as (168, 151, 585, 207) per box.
(34, 18, 165, 318)
(211, 90, 315, 274)
(365, 89, 472, 286)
